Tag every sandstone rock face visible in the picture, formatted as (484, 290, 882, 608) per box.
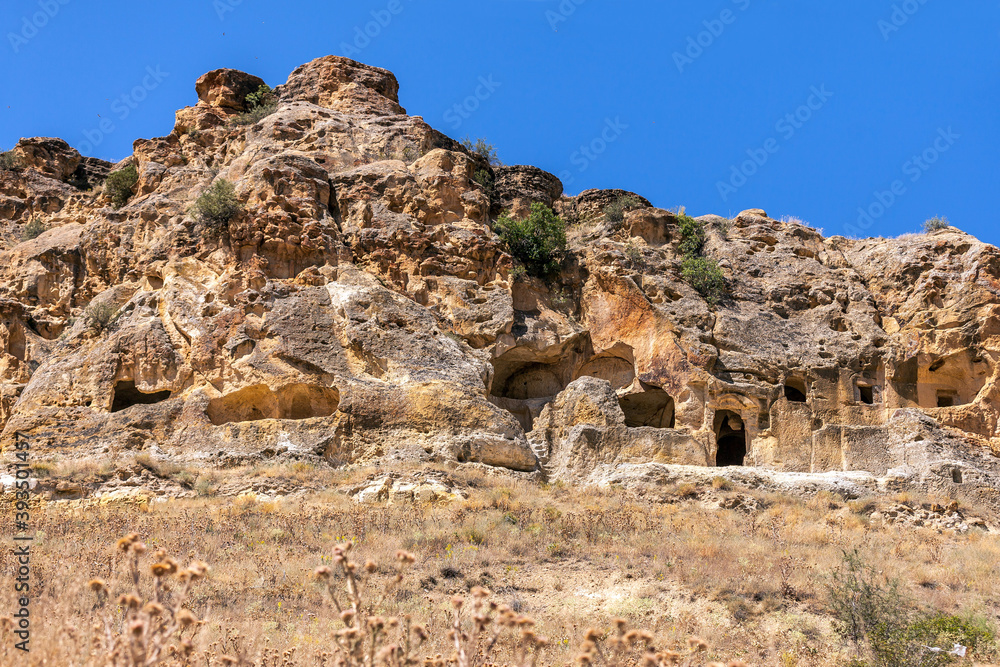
(556, 188, 651, 226)
(2, 56, 999, 507)
(195, 69, 266, 111)
(275, 56, 404, 116)
(493, 166, 563, 218)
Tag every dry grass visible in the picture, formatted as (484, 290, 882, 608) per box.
(1, 468, 997, 665)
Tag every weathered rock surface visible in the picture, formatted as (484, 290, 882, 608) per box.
(1, 55, 999, 508)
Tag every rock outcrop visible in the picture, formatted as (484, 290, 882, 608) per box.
(1, 55, 998, 507)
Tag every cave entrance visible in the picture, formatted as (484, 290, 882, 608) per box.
(858, 384, 875, 405)
(937, 391, 957, 408)
(494, 363, 564, 401)
(915, 352, 991, 409)
(783, 378, 807, 403)
(714, 410, 746, 467)
(111, 381, 172, 413)
(205, 384, 340, 425)
(619, 388, 675, 428)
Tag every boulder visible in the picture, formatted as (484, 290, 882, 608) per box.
(195, 68, 267, 111)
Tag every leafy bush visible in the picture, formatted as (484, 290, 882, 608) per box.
(21, 216, 46, 241)
(83, 301, 118, 333)
(494, 203, 567, 279)
(473, 168, 496, 207)
(604, 195, 643, 228)
(461, 136, 502, 167)
(192, 179, 241, 232)
(675, 212, 726, 303)
(230, 103, 278, 126)
(828, 550, 995, 667)
(923, 216, 951, 232)
(230, 83, 278, 126)
(244, 83, 275, 110)
(678, 213, 707, 256)
(681, 256, 726, 304)
(0, 150, 23, 171)
(104, 165, 138, 209)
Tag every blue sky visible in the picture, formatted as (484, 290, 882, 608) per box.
(1, 1, 997, 243)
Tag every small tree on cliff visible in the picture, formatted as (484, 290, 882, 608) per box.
(192, 178, 241, 235)
(494, 203, 567, 280)
(105, 165, 139, 209)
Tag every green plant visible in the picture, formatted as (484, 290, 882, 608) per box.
(194, 472, 221, 497)
(21, 216, 46, 241)
(677, 214, 707, 257)
(229, 84, 278, 126)
(229, 103, 278, 126)
(461, 136, 502, 167)
(675, 212, 726, 304)
(473, 168, 497, 207)
(623, 240, 645, 271)
(923, 216, 951, 232)
(83, 301, 118, 333)
(827, 551, 995, 667)
(604, 195, 643, 228)
(681, 256, 726, 304)
(191, 179, 241, 233)
(0, 150, 23, 171)
(494, 203, 567, 279)
(550, 288, 573, 312)
(244, 83, 275, 110)
(105, 165, 138, 209)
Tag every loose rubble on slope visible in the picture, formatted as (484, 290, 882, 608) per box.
(1, 56, 999, 509)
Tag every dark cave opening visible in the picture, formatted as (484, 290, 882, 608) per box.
(111, 380, 172, 413)
(715, 410, 747, 467)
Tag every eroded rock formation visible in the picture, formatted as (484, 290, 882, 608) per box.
(1, 56, 998, 506)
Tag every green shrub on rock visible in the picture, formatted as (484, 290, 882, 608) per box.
(230, 84, 278, 126)
(675, 211, 726, 304)
(494, 203, 567, 279)
(192, 179, 241, 233)
(21, 216, 46, 241)
(604, 195, 643, 228)
(105, 165, 139, 209)
(681, 256, 726, 304)
(461, 137, 502, 167)
(0, 150, 23, 171)
(923, 216, 951, 233)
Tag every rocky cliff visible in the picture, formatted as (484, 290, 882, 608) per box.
(2, 56, 998, 507)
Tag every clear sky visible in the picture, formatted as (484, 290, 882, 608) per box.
(1, 1, 997, 243)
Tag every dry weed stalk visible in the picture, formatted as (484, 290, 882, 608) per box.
(576, 622, 745, 667)
(90, 533, 208, 666)
(314, 542, 551, 667)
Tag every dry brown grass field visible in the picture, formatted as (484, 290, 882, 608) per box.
(2, 463, 999, 666)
